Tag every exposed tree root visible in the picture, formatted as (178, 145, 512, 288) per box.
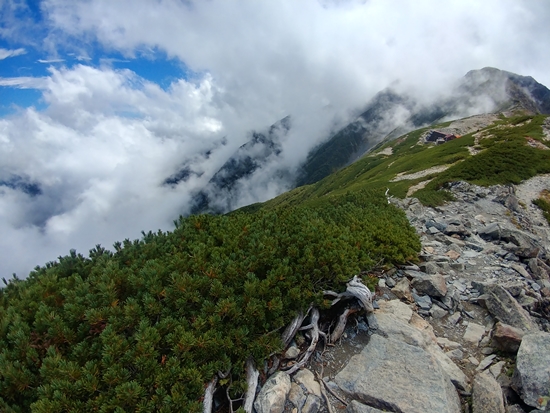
(329, 307, 360, 344)
(284, 308, 322, 375)
(242, 357, 259, 413)
(315, 370, 336, 413)
(204, 276, 373, 412)
(281, 309, 307, 348)
(203, 376, 218, 413)
(323, 275, 374, 313)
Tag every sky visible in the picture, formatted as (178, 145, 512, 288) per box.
(1, 0, 549, 279)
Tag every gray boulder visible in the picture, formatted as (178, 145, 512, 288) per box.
(472, 371, 505, 413)
(254, 371, 291, 413)
(335, 335, 461, 413)
(412, 273, 448, 297)
(474, 283, 536, 332)
(512, 332, 550, 410)
(478, 223, 501, 240)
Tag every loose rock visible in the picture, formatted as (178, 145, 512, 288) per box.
(254, 371, 291, 413)
(512, 332, 550, 410)
(472, 371, 505, 413)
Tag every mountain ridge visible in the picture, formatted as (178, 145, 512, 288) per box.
(183, 67, 550, 216)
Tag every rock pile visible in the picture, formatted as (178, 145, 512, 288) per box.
(252, 178, 550, 413)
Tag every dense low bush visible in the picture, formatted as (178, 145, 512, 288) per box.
(0, 190, 419, 412)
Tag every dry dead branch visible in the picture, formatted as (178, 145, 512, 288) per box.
(242, 357, 259, 413)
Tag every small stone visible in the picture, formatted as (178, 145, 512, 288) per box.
(463, 322, 485, 346)
(378, 279, 386, 288)
(419, 261, 439, 274)
(288, 383, 306, 409)
(385, 277, 396, 288)
(412, 273, 448, 297)
(427, 226, 441, 235)
(512, 332, 550, 410)
(446, 250, 461, 260)
(480, 347, 494, 355)
(391, 278, 413, 302)
(510, 263, 531, 279)
(254, 371, 291, 413)
(501, 282, 523, 297)
(412, 293, 432, 311)
(293, 369, 321, 397)
(479, 336, 491, 347)
(489, 361, 506, 379)
(476, 354, 497, 371)
(284, 345, 300, 360)
(469, 356, 480, 366)
(446, 349, 464, 360)
(430, 304, 447, 319)
(301, 394, 321, 413)
(437, 337, 462, 350)
(447, 312, 462, 325)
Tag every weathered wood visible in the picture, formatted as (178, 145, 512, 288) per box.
(346, 275, 374, 313)
(323, 276, 374, 313)
(330, 307, 360, 344)
(242, 357, 259, 413)
(284, 308, 321, 375)
(203, 376, 218, 413)
(281, 310, 306, 348)
(315, 371, 336, 413)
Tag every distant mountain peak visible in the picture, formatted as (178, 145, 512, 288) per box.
(190, 116, 292, 214)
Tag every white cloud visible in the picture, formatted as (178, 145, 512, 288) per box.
(0, 76, 47, 88)
(0, 47, 26, 59)
(37, 58, 65, 63)
(0, 65, 239, 277)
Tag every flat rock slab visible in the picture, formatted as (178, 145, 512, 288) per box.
(512, 332, 550, 410)
(463, 322, 486, 346)
(335, 335, 461, 413)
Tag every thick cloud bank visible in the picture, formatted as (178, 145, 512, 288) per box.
(1, 0, 549, 277)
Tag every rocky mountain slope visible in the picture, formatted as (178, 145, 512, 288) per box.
(253, 177, 550, 413)
(296, 67, 550, 187)
(184, 68, 550, 216)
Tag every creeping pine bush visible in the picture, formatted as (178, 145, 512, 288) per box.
(0, 189, 419, 413)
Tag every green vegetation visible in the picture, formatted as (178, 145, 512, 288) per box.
(260, 114, 549, 209)
(533, 191, 550, 225)
(0, 190, 419, 412)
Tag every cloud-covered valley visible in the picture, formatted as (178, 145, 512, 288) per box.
(1, 0, 549, 278)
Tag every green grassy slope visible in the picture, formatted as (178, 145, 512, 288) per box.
(245, 113, 549, 211)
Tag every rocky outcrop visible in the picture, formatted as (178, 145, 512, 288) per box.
(250, 178, 550, 413)
(512, 332, 550, 410)
(335, 334, 461, 413)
